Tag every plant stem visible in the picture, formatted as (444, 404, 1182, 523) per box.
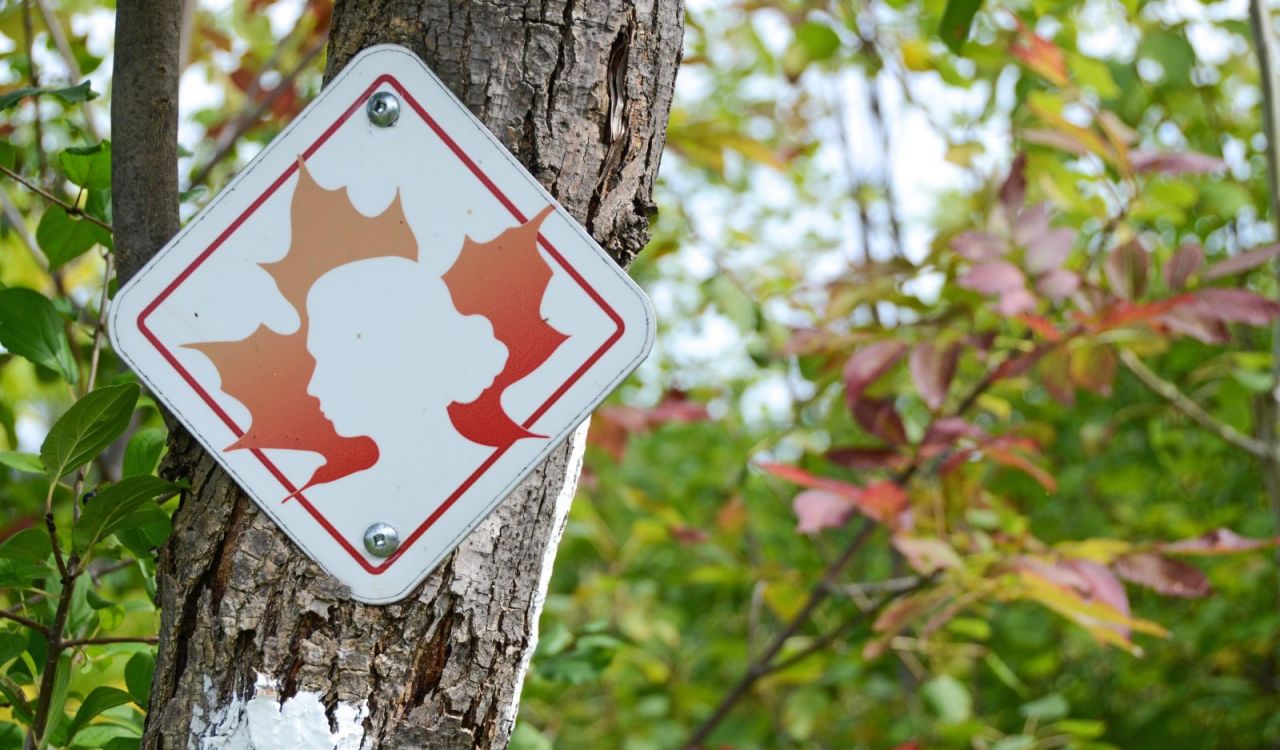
(0, 608, 47, 634)
(1118, 348, 1273, 459)
(61, 635, 159, 648)
(0, 164, 113, 233)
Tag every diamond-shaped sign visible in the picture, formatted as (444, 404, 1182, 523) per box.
(108, 45, 655, 603)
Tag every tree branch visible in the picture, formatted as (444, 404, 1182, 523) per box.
(0, 164, 113, 233)
(1118, 348, 1273, 459)
(61, 635, 159, 649)
(0, 608, 47, 634)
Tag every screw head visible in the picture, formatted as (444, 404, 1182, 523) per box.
(366, 91, 400, 127)
(363, 523, 400, 557)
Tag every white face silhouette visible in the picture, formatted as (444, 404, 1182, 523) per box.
(305, 256, 507, 443)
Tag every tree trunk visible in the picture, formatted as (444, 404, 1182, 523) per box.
(134, 2, 683, 748)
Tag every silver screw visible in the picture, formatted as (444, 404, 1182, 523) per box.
(363, 523, 400, 557)
(366, 91, 400, 127)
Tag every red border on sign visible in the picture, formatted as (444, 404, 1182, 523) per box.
(136, 74, 624, 574)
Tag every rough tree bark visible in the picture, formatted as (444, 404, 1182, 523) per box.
(117, 2, 683, 748)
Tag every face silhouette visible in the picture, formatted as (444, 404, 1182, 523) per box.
(305, 256, 507, 442)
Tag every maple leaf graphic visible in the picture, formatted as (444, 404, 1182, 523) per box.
(186, 159, 417, 496)
(441, 206, 569, 448)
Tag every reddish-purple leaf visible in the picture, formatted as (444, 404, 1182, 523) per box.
(843, 341, 907, 405)
(1130, 150, 1226, 175)
(1025, 227, 1075, 275)
(793, 490, 855, 534)
(1203, 244, 1280, 281)
(861, 480, 910, 523)
(1158, 306, 1232, 344)
(909, 342, 959, 411)
(1036, 269, 1080, 301)
(997, 287, 1038, 316)
(1013, 203, 1050, 248)
(999, 153, 1028, 215)
(1066, 559, 1131, 633)
(960, 261, 1024, 294)
(853, 397, 908, 445)
(1191, 288, 1280, 327)
(826, 446, 908, 470)
(1163, 243, 1204, 290)
(922, 417, 987, 447)
(1160, 528, 1280, 555)
(1105, 239, 1149, 299)
(1113, 553, 1211, 598)
(952, 231, 1007, 261)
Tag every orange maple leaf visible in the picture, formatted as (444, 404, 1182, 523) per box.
(187, 158, 417, 496)
(441, 205, 569, 448)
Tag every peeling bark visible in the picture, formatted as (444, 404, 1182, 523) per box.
(140, 2, 682, 748)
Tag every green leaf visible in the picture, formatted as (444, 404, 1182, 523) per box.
(73, 476, 177, 555)
(0, 630, 27, 667)
(0, 527, 51, 563)
(122, 427, 167, 478)
(115, 513, 172, 558)
(923, 674, 972, 723)
(67, 686, 133, 742)
(1020, 692, 1070, 720)
(793, 22, 841, 61)
(0, 80, 97, 111)
(0, 141, 15, 170)
(940, 0, 983, 54)
(0, 287, 79, 382)
(124, 652, 154, 709)
(41, 383, 140, 480)
(59, 142, 111, 190)
(0, 450, 44, 474)
(37, 205, 100, 271)
(103, 737, 142, 750)
(991, 737, 1035, 750)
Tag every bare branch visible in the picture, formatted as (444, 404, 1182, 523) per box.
(61, 635, 159, 649)
(0, 607, 48, 635)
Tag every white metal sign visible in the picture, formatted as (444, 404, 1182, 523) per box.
(109, 45, 655, 603)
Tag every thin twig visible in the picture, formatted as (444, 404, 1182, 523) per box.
(1118, 348, 1272, 459)
(21, 0, 46, 182)
(0, 189, 47, 269)
(680, 522, 877, 750)
(0, 608, 47, 634)
(189, 34, 326, 187)
(0, 164, 113, 232)
(61, 635, 158, 649)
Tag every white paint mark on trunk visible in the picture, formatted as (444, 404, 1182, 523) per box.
(194, 672, 370, 750)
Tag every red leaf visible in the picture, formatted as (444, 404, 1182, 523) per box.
(1025, 227, 1074, 275)
(959, 261, 1024, 294)
(793, 490, 855, 534)
(1105, 239, 1149, 299)
(860, 480, 910, 523)
(1157, 305, 1232, 344)
(909, 342, 959, 411)
(843, 341, 907, 405)
(1130, 150, 1225, 175)
(922, 417, 987, 447)
(999, 153, 1028, 215)
(893, 535, 962, 574)
(1203, 244, 1280, 280)
(826, 446, 908, 470)
(1163, 243, 1204, 290)
(1013, 203, 1050, 248)
(1113, 553, 1211, 598)
(1189, 288, 1280, 327)
(852, 397, 908, 444)
(648, 391, 711, 424)
(952, 230, 1007, 261)
(985, 442, 1057, 492)
(1039, 347, 1075, 405)
(1035, 269, 1080, 301)
(1160, 528, 1280, 556)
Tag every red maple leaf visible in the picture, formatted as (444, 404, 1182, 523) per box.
(441, 206, 569, 448)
